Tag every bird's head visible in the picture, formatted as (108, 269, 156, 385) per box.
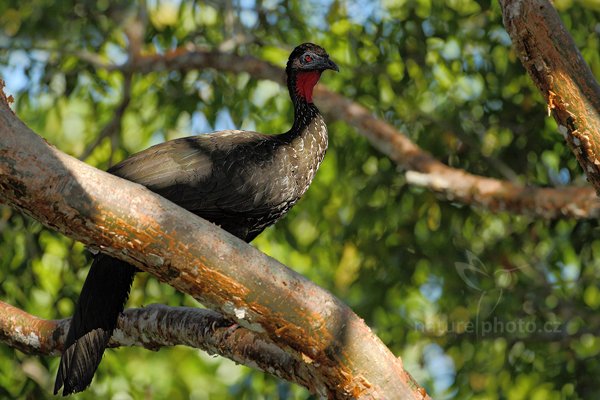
(286, 43, 338, 103)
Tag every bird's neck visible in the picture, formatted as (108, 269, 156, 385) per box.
(281, 92, 325, 142)
(279, 70, 328, 166)
(270, 72, 328, 196)
(290, 100, 321, 132)
(285, 70, 323, 134)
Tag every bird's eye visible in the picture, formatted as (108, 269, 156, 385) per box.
(304, 54, 312, 63)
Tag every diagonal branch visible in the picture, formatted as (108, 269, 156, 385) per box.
(96, 47, 599, 219)
(499, 0, 600, 194)
(0, 83, 428, 399)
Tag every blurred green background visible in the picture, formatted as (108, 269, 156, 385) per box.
(2, 0, 600, 399)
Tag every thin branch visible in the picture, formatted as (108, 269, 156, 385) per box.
(0, 82, 428, 400)
(0, 300, 325, 391)
(500, 0, 600, 193)
(86, 46, 600, 219)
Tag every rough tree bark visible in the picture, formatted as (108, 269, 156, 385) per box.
(0, 85, 428, 399)
(500, 0, 600, 193)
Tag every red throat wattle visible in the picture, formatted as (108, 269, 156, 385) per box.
(296, 71, 321, 103)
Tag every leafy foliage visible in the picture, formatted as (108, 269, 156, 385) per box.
(1, 0, 600, 398)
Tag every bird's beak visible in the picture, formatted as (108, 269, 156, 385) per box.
(321, 58, 339, 72)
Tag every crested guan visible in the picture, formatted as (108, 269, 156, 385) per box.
(54, 43, 338, 395)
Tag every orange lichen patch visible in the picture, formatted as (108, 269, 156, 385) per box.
(361, 378, 372, 389)
(250, 308, 328, 355)
(274, 325, 289, 336)
(350, 385, 363, 398)
(102, 226, 252, 304)
(301, 352, 314, 364)
(547, 89, 557, 116)
(342, 374, 374, 399)
(0, 300, 63, 355)
(197, 269, 252, 301)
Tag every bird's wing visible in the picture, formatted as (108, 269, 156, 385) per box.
(108, 131, 280, 216)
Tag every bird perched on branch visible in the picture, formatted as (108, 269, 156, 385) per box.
(54, 43, 338, 395)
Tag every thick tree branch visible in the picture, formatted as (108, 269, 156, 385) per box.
(0, 300, 329, 390)
(0, 84, 428, 399)
(500, 0, 600, 193)
(111, 47, 599, 219)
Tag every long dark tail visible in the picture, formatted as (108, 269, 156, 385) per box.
(54, 254, 136, 396)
